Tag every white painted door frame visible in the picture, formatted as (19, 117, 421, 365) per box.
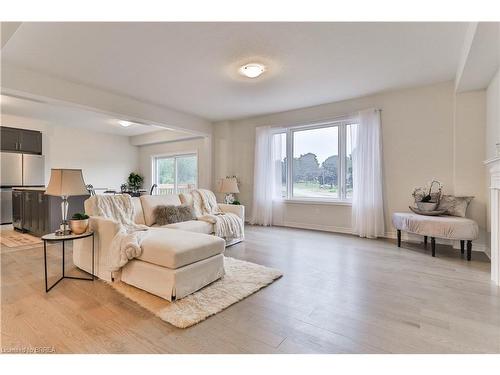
(485, 157, 500, 286)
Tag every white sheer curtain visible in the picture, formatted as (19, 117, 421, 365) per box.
(350, 109, 385, 238)
(250, 126, 283, 226)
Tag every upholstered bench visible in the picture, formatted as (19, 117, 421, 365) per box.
(392, 212, 479, 260)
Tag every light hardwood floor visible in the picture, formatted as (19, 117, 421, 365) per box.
(1, 225, 499, 354)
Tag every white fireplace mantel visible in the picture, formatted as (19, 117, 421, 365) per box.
(484, 156, 500, 286)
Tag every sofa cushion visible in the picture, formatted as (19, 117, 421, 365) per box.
(131, 197, 145, 225)
(179, 192, 194, 207)
(161, 220, 213, 234)
(84, 197, 96, 216)
(140, 194, 182, 226)
(138, 227, 225, 269)
(84, 196, 146, 225)
(154, 204, 195, 225)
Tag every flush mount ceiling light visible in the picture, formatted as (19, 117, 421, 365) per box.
(238, 63, 266, 78)
(118, 120, 133, 127)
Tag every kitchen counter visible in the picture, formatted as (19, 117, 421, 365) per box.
(12, 186, 46, 192)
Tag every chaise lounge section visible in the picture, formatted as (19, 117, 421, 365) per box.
(73, 193, 244, 301)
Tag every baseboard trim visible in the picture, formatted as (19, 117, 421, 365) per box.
(384, 230, 488, 253)
(281, 221, 352, 235)
(270, 222, 489, 254)
(225, 238, 243, 247)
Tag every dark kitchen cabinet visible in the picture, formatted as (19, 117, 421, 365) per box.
(22, 191, 45, 236)
(37, 192, 49, 235)
(19, 130, 42, 154)
(22, 191, 33, 232)
(13, 189, 88, 237)
(0, 126, 42, 154)
(20, 190, 49, 237)
(1, 127, 20, 152)
(23, 190, 49, 236)
(12, 190, 23, 230)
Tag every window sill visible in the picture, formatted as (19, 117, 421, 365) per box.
(280, 199, 352, 206)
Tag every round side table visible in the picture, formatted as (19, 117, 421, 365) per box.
(41, 231, 95, 292)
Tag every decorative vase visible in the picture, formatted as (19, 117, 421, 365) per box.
(69, 219, 89, 234)
(416, 202, 438, 212)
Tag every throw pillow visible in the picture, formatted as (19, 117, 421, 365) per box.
(154, 205, 195, 225)
(437, 195, 474, 217)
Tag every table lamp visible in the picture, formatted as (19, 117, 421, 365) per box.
(218, 177, 239, 204)
(45, 168, 88, 235)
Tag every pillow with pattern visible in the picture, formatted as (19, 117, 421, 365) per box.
(154, 205, 195, 225)
(437, 195, 474, 217)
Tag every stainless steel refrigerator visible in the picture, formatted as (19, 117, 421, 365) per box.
(1, 152, 45, 224)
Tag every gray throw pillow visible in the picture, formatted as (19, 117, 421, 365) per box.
(154, 205, 195, 225)
(437, 195, 474, 217)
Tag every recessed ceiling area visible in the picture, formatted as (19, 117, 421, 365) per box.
(1, 22, 469, 121)
(0, 94, 170, 136)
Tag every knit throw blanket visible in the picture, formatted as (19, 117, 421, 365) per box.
(190, 189, 243, 240)
(94, 194, 149, 270)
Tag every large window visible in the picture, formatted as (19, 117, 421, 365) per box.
(153, 154, 197, 195)
(274, 120, 356, 202)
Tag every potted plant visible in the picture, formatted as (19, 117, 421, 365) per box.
(127, 172, 144, 196)
(69, 212, 90, 234)
(412, 180, 443, 211)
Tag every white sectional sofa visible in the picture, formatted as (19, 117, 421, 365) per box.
(73, 193, 245, 301)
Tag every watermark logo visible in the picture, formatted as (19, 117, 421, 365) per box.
(1, 346, 56, 354)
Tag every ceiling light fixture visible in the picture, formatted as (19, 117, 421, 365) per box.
(238, 63, 266, 78)
(118, 120, 133, 127)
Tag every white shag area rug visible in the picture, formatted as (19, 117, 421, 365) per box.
(108, 257, 283, 328)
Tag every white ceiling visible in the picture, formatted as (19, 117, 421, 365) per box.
(0, 94, 164, 136)
(456, 22, 500, 92)
(2, 22, 469, 121)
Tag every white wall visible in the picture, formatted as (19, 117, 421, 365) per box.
(453, 90, 488, 252)
(486, 69, 500, 160)
(138, 137, 212, 191)
(1, 114, 139, 190)
(214, 81, 488, 248)
(485, 68, 500, 248)
(454, 90, 487, 230)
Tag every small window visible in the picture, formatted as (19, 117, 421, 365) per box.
(153, 154, 197, 195)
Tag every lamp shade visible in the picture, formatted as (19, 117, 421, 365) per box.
(218, 177, 239, 194)
(45, 169, 88, 196)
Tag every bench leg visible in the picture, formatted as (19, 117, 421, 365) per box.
(397, 230, 401, 247)
(467, 240, 472, 261)
(431, 237, 436, 257)
(424, 236, 428, 247)
(460, 240, 465, 255)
